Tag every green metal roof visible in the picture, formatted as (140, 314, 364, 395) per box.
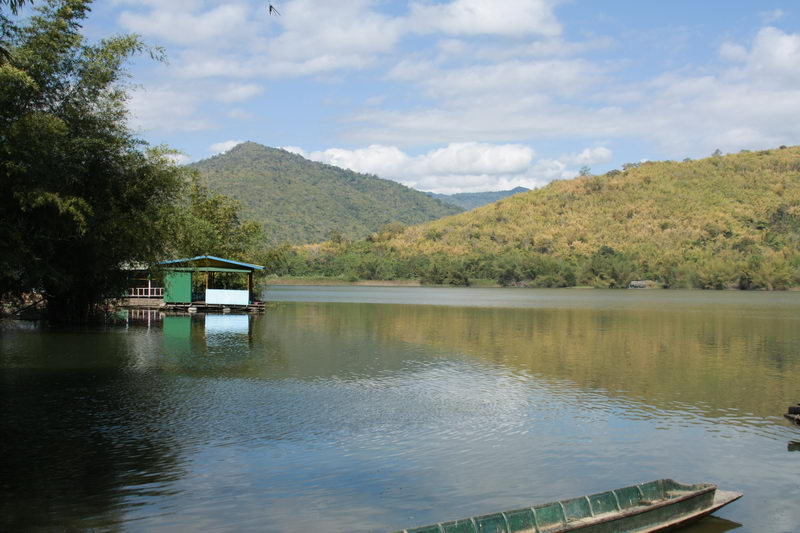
(165, 266, 252, 273)
(158, 255, 264, 271)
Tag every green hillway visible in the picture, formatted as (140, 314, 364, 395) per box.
(191, 142, 462, 245)
(258, 146, 800, 290)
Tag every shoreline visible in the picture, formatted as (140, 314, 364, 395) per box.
(263, 277, 497, 287)
(262, 277, 800, 290)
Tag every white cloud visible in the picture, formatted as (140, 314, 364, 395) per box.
(420, 142, 534, 175)
(563, 147, 614, 166)
(210, 140, 244, 154)
(347, 97, 628, 147)
(126, 80, 263, 133)
(117, 0, 570, 84)
(409, 0, 561, 37)
(127, 85, 211, 133)
(350, 25, 800, 159)
(417, 59, 605, 99)
(297, 142, 609, 193)
(270, 0, 403, 62)
(118, 3, 255, 47)
(760, 9, 784, 24)
(424, 34, 611, 66)
(744, 26, 800, 84)
(308, 145, 411, 179)
(145, 0, 406, 79)
(281, 146, 307, 156)
(165, 152, 191, 165)
(216, 83, 263, 103)
(115, 1, 800, 178)
(626, 26, 800, 155)
(719, 41, 748, 62)
(363, 95, 385, 106)
(226, 108, 255, 120)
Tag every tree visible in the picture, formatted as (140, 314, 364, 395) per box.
(0, 0, 187, 321)
(172, 178, 263, 260)
(0, 1, 30, 11)
(0, 0, 32, 62)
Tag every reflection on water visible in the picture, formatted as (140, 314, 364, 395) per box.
(1, 289, 799, 532)
(682, 516, 743, 533)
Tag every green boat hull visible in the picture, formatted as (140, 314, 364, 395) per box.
(397, 479, 742, 533)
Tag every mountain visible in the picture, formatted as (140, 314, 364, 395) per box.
(296, 147, 800, 289)
(189, 142, 462, 245)
(425, 187, 529, 210)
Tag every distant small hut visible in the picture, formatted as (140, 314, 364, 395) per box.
(628, 280, 659, 289)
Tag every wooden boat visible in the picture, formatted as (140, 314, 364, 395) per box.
(396, 479, 741, 533)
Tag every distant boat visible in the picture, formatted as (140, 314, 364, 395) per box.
(394, 479, 741, 533)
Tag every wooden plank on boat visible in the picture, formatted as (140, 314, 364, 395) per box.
(394, 479, 742, 533)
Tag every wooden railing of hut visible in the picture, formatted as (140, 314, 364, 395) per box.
(127, 287, 164, 298)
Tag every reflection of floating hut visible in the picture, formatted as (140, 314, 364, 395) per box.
(123, 255, 265, 312)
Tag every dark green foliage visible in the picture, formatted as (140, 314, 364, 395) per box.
(171, 178, 263, 260)
(0, 0, 186, 321)
(419, 256, 471, 286)
(190, 142, 462, 245)
(493, 252, 576, 288)
(0, 0, 30, 62)
(577, 246, 640, 288)
(0, 1, 29, 13)
(426, 187, 529, 210)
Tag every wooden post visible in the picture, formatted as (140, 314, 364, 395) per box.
(248, 271, 253, 303)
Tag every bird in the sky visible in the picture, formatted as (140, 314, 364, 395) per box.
(268, 3, 280, 16)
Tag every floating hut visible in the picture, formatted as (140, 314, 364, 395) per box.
(123, 255, 265, 312)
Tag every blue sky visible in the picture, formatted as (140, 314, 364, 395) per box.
(68, 1, 800, 193)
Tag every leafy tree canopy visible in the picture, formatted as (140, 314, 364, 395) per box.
(0, 0, 188, 321)
(171, 177, 263, 261)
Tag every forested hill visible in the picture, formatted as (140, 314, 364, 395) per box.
(426, 187, 529, 210)
(291, 147, 800, 289)
(388, 147, 800, 286)
(190, 142, 462, 244)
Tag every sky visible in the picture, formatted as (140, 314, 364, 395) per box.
(67, 1, 800, 193)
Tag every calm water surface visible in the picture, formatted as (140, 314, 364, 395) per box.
(1, 287, 799, 532)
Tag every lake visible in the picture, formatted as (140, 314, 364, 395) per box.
(1, 287, 799, 532)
